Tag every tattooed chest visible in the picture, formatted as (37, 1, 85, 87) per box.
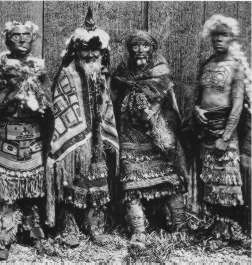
(200, 63, 233, 93)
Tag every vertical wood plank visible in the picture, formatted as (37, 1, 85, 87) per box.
(88, 1, 143, 71)
(205, 1, 238, 18)
(43, 1, 142, 79)
(149, 1, 205, 85)
(148, 1, 205, 129)
(141, 1, 149, 31)
(0, 1, 43, 57)
(149, 2, 205, 211)
(237, 2, 251, 64)
(43, 1, 87, 80)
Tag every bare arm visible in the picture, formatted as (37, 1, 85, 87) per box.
(222, 66, 245, 141)
(194, 64, 209, 124)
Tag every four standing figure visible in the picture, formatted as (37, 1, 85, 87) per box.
(0, 9, 250, 260)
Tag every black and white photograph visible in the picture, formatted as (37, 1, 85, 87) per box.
(0, 0, 250, 263)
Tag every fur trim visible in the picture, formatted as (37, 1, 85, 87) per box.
(0, 207, 22, 248)
(0, 51, 44, 70)
(201, 14, 239, 39)
(3, 21, 39, 36)
(62, 27, 110, 57)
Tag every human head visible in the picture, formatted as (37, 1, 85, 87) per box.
(126, 30, 158, 69)
(62, 8, 110, 75)
(3, 21, 39, 58)
(201, 14, 239, 54)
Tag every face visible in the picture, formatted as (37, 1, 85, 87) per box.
(211, 30, 233, 54)
(130, 41, 152, 68)
(77, 49, 101, 63)
(77, 48, 102, 76)
(7, 25, 33, 57)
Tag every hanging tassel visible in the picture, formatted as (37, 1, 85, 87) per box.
(0, 167, 45, 203)
(203, 184, 244, 206)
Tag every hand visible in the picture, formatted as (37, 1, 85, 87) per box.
(194, 106, 208, 124)
(26, 91, 40, 111)
(47, 156, 55, 168)
(215, 138, 228, 155)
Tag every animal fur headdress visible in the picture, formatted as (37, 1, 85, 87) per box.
(202, 14, 252, 104)
(201, 14, 239, 39)
(62, 7, 110, 58)
(2, 21, 39, 42)
(126, 30, 158, 51)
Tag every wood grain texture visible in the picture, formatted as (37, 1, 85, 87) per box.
(237, 2, 251, 64)
(148, 2, 204, 211)
(148, 1, 204, 133)
(43, 1, 142, 79)
(88, 1, 143, 71)
(0, 1, 43, 57)
(43, 1, 88, 80)
(149, 1, 204, 84)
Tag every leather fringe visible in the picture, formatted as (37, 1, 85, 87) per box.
(55, 138, 93, 202)
(67, 185, 110, 209)
(200, 148, 242, 186)
(121, 161, 175, 183)
(0, 167, 45, 203)
(53, 138, 112, 209)
(123, 183, 184, 203)
(203, 184, 244, 207)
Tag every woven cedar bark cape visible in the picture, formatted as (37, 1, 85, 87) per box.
(112, 54, 187, 201)
(47, 59, 119, 225)
(0, 52, 53, 219)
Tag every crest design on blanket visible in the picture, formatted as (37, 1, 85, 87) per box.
(49, 7, 119, 217)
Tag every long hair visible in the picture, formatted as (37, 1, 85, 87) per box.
(229, 41, 252, 102)
(202, 14, 252, 102)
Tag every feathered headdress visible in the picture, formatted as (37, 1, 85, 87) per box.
(61, 7, 110, 60)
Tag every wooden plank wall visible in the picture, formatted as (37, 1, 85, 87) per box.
(0, 1, 250, 81)
(0, 1, 250, 210)
(43, 1, 143, 79)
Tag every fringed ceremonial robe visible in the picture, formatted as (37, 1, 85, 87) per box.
(0, 52, 53, 202)
(112, 54, 187, 202)
(49, 60, 119, 215)
(0, 52, 53, 244)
